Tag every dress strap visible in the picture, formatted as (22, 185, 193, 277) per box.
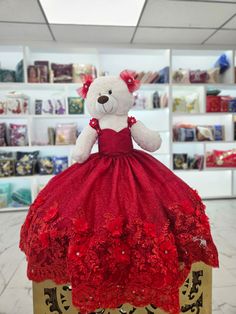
(127, 116, 137, 128)
(89, 118, 101, 134)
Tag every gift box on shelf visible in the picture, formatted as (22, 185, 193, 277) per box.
(33, 262, 212, 314)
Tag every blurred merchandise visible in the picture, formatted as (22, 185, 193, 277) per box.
(206, 149, 236, 167)
(11, 188, 32, 206)
(55, 123, 77, 145)
(68, 97, 84, 114)
(52, 156, 68, 174)
(8, 123, 28, 146)
(173, 153, 204, 170)
(15, 151, 39, 176)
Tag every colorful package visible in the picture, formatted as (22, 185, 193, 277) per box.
(15, 151, 39, 176)
(52, 156, 68, 174)
(38, 157, 54, 175)
(173, 154, 188, 169)
(55, 99, 66, 115)
(11, 188, 32, 206)
(206, 68, 220, 84)
(34, 61, 49, 83)
(228, 99, 236, 112)
(196, 126, 214, 141)
(213, 125, 225, 141)
(206, 149, 236, 167)
(206, 96, 221, 112)
(214, 54, 230, 74)
(176, 128, 196, 142)
(6, 92, 29, 114)
(0, 182, 11, 205)
(0, 123, 7, 146)
(27, 66, 40, 83)
(9, 124, 28, 146)
(0, 69, 16, 82)
(188, 155, 204, 170)
(189, 70, 208, 83)
(185, 93, 199, 113)
(55, 123, 77, 145)
(68, 97, 84, 114)
(35, 99, 43, 115)
(42, 99, 54, 115)
(152, 91, 160, 108)
(172, 69, 190, 83)
(157, 66, 169, 83)
(51, 63, 73, 83)
(173, 97, 186, 112)
(0, 159, 15, 177)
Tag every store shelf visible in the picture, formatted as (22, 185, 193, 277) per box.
(1, 45, 236, 202)
(0, 207, 28, 212)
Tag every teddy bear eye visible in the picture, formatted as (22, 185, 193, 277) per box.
(108, 90, 112, 95)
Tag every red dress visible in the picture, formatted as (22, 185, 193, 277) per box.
(20, 117, 218, 314)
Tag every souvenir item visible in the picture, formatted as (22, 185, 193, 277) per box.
(206, 68, 220, 84)
(196, 126, 214, 141)
(8, 124, 28, 146)
(0, 158, 15, 177)
(52, 156, 68, 174)
(55, 123, 77, 145)
(0, 182, 11, 205)
(173, 97, 186, 112)
(38, 157, 54, 175)
(20, 71, 218, 314)
(15, 59, 24, 83)
(213, 125, 225, 141)
(28, 66, 40, 83)
(68, 97, 84, 114)
(0, 123, 7, 146)
(0, 69, 16, 82)
(173, 153, 188, 169)
(51, 63, 73, 83)
(15, 151, 39, 176)
(189, 70, 208, 83)
(55, 99, 66, 115)
(12, 188, 32, 206)
(185, 93, 199, 113)
(34, 61, 49, 83)
(35, 99, 43, 115)
(214, 53, 230, 74)
(172, 69, 190, 83)
(206, 149, 236, 167)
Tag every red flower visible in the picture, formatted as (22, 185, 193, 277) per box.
(105, 217, 123, 237)
(159, 240, 177, 261)
(77, 75, 93, 99)
(120, 70, 140, 93)
(43, 203, 58, 223)
(68, 243, 88, 261)
(143, 222, 157, 238)
(72, 218, 89, 234)
(109, 242, 130, 264)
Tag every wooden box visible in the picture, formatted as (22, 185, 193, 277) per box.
(33, 262, 212, 314)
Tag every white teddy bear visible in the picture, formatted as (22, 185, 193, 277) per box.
(72, 71, 162, 163)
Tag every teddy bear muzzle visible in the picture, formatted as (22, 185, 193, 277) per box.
(97, 95, 109, 104)
(96, 94, 118, 114)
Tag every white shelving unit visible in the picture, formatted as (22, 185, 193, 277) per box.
(1, 45, 236, 211)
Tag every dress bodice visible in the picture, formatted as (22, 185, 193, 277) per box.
(89, 117, 136, 155)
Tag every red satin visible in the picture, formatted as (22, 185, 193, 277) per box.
(20, 118, 218, 314)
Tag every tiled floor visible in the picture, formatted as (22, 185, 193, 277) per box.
(0, 200, 236, 314)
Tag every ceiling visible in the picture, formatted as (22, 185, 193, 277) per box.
(1, 0, 236, 47)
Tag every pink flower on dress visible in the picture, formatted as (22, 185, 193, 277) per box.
(43, 203, 58, 223)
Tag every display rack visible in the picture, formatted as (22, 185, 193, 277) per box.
(1, 45, 236, 212)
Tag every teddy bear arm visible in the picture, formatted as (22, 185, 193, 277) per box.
(71, 126, 97, 163)
(131, 121, 162, 152)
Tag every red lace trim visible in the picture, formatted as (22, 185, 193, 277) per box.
(19, 189, 218, 314)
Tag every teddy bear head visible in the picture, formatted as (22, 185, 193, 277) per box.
(78, 71, 140, 119)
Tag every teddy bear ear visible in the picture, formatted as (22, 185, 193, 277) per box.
(76, 75, 94, 99)
(120, 70, 140, 93)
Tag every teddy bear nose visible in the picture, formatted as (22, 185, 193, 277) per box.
(97, 95, 109, 104)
